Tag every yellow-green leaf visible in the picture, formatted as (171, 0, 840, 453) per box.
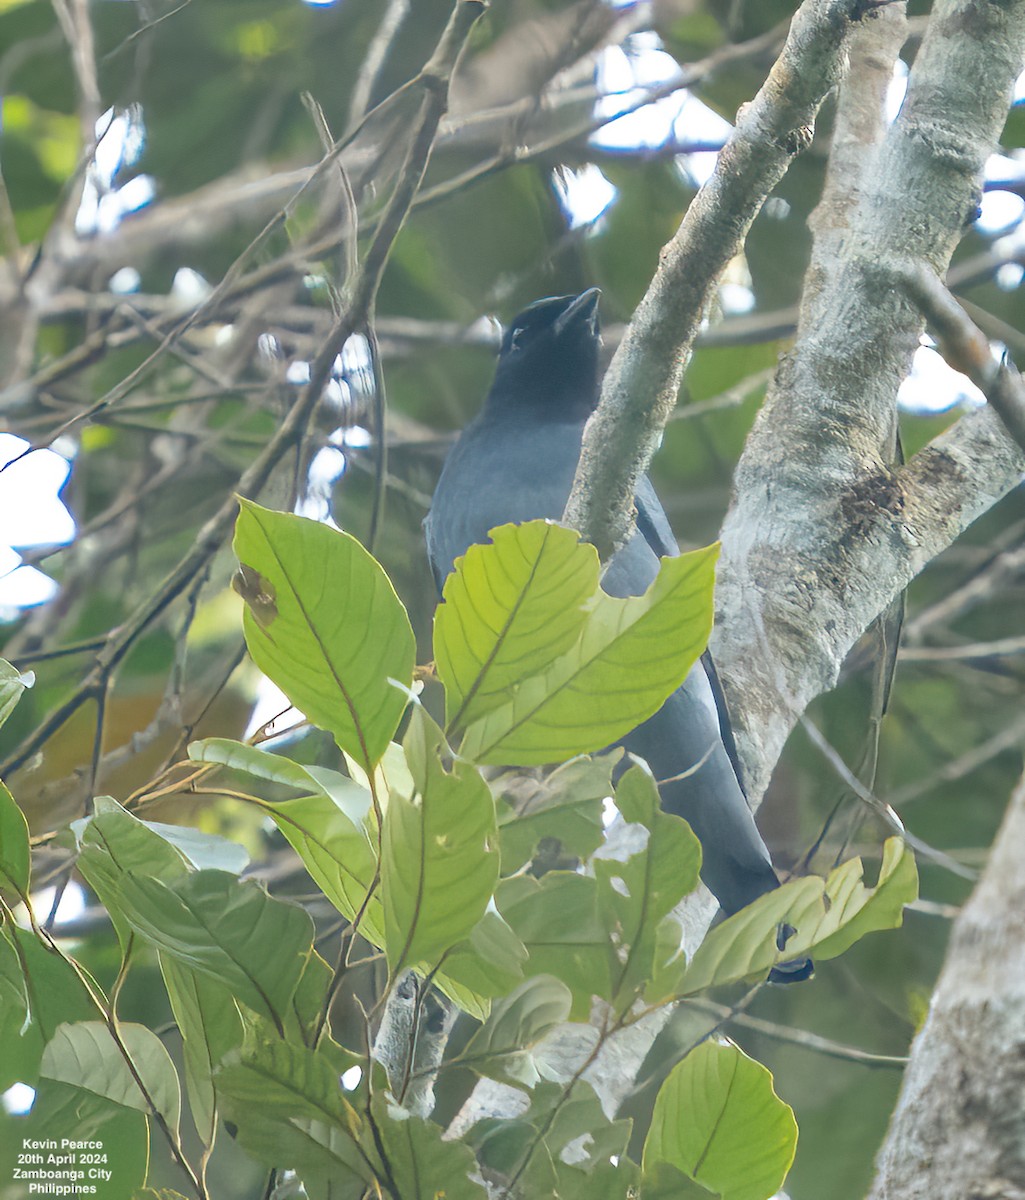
(644, 1040, 796, 1200)
(233, 501, 415, 770)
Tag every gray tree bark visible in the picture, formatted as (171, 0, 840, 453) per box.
(867, 769, 1025, 1200)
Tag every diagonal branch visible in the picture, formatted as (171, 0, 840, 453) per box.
(563, 0, 876, 560)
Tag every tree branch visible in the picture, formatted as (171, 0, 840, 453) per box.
(715, 0, 1025, 797)
(563, 0, 871, 560)
(867, 767, 1025, 1200)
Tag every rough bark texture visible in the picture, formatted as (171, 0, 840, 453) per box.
(716, 0, 1025, 798)
(867, 770, 1025, 1200)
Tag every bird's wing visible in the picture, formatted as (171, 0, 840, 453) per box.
(634, 475, 678, 558)
(631, 474, 746, 791)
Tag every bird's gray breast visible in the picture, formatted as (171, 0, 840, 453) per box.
(425, 416, 584, 581)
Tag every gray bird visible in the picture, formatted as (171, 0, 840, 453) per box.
(425, 289, 811, 982)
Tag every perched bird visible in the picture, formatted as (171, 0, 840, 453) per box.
(425, 289, 811, 982)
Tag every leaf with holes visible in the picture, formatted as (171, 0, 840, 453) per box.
(455, 530, 718, 765)
(233, 500, 415, 771)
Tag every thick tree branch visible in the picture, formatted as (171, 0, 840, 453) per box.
(867, 767, 1025, 1200)
(716, 0, 1025, 797)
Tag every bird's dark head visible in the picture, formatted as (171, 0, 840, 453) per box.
(486, 289, 601, 422)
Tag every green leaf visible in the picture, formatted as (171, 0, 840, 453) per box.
(594, 766, 702, 1011)
(343, 739, 414, 803)
(233, 500, 415, 769)
(371, 1093, 488, 1200)
(462, 975, 572, 1088)
(140, 820, 249, 874)
(0, 656, 30, 731)
(799, 835, 919, 961)
(496, 873, 612, 1018)
(645, 915, 690, 1006)
(494, 752, 617, 873)
(11, 1080, 148, 1200)
(555, 1156, 643, 1198)
(644, 1163, 721, 1198)
(286, 950, 352, 1063)
(434, 910, 527, 1020)
(190, 738, 385, 944)
(435, 521, 596, 728)
(381, 707, 498, 973)
(159, 956, 244, 1146)
(0, 926, 96, 1090)
(216, 1038, 372, 1192)
(0, 781, 30, 894)
(456, 531, 719, 765)
(269, 785, 383, 948)
(75, 797, 192, 950)
(678, 838, 917, 994)
(189, 736, 328, 790)
(523, 1079, 632, 1166)
(41, 1021, 182, 1134)
(643, 1039, 797, 1200)
(111, 869, 313, 1030)
(677, 879, 824, 994)
(470, 1080, 634, 1195)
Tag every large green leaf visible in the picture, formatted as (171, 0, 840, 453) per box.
(10, 1080, 148, 1200)
(435, 521, 596, 728)
(455, 529, 719, 765)
(215, 1038, 372, 1193)
(159, 956, 244, 1146)
(678, 838, 917, 993)
(107, 869, 313, 1031)
(381, 707, 498, 973)
(461, 976, 573, 1089)
(0, 781, 30, 894)
(496, 872, 613, 1018)
(189, 737, 385, 943)
(594, 766, 702, 1011)
(74, 798, 193, 951)
(0, 926, 96, 1090)
(470, 1079, 633, 1193)
(796, 835, 919, 961)
(434, 910, 527, 1020)
(371, 1093, 488, 1200)
(189, 736, 330, 790)
(233, 500, 415, 769)
(41, 1021, 181, 1134)
(644, 1040, 797, 1200)
(268, 787, 383, 947)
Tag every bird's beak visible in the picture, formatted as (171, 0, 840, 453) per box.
(553, 288, 601, 337)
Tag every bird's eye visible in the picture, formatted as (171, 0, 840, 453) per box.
(509, 326, 526, 353)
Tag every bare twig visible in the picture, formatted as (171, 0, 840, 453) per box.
(348, 0, 411, 126)
(903, 263, 1025, 455)
(0, 0, 487, 781)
